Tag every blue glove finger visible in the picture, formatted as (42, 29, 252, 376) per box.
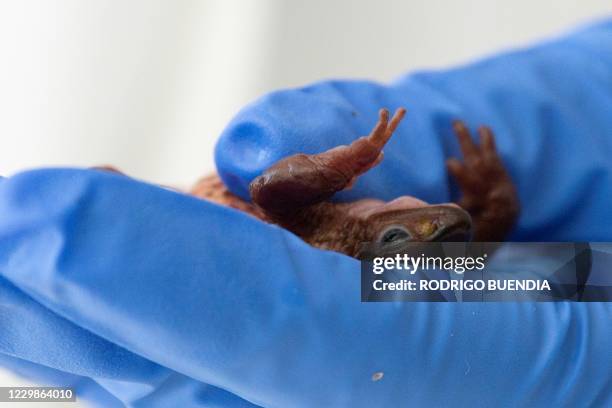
(0, 353, 124, 407)
(0, 275, 258, 407)
(0, 275, 166, 392)
(215, 20, 612, 241)
(1, 169, 610, 407)
(0, 353, 259, 408)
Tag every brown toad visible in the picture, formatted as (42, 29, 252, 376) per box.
(189, 108, 519, 258)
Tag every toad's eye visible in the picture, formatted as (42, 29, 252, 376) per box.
(379, 226, 412, 243)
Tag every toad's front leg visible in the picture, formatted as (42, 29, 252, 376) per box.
(447, 121, 520, 241)
(249, 108, 406, 221)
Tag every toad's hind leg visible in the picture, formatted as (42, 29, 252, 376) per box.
(446, 121, 520, 241)
(249, 107, 406, 219)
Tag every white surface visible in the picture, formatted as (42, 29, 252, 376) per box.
(1, 0, 610, 187)
(1, 0, 611, 403)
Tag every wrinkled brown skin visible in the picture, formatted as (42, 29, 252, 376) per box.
(99, 108, 519, 259)
(446, 121, 520, 243)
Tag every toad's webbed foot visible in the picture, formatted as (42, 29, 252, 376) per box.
(447, 121, 520, 241)
(249, 108, 406, 219)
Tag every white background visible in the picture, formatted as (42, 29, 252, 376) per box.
(0, 0, 610, 406)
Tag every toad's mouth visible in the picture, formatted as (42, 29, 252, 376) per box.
(425, 214, 472, 242)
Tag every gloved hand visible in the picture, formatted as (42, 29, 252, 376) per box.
(2, 19, 612, 408)
(217, 20, 612, 242)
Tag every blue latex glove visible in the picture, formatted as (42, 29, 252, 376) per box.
(217, 20, 612, 241)
(2, 20, 612, 407)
